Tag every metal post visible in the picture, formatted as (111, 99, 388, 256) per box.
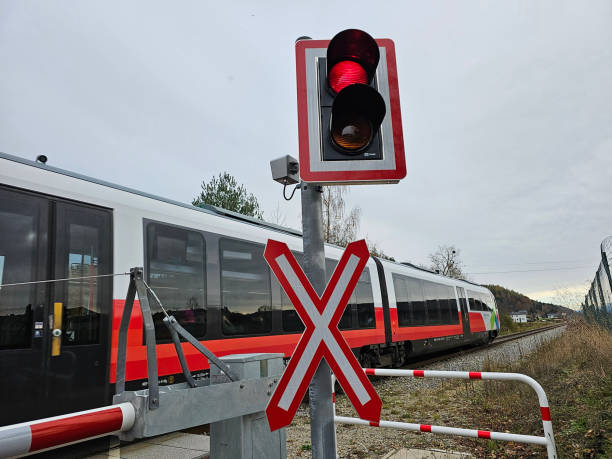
(301, 182, 336, 458)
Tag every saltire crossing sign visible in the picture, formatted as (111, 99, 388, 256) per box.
(263, 239, 382, 431)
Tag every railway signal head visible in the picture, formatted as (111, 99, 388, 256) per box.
(324, 29, 385, 158)
(295, 29, 405, 184)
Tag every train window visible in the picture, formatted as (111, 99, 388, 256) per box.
(355, 269, 375, 328)
(481, 292, 493, 312)
(392, 274, 411, 326)
(280, 252, 305, 332)
(468, 292, 478, 311)
(422, 281, 441, 325)
(63, 223, 102, 345)
(392, 274, 429, 327)
(0, 193, 47, 349)
(220, 239, 271, 335)
(325, 258, 353, 330)
(450, 288, 459, 323)
(438, 285, 457, 324)
(146, 223, 207, 341)
(408, 277, 426, 326)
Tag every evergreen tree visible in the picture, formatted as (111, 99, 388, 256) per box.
(193, 172, 263, 218)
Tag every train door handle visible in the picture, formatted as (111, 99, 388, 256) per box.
(51, 302, 63, 357)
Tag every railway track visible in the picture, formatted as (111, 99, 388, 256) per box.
(403, 323, 566, 369)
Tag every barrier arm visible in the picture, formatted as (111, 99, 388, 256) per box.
(0, 403, 135, 458)
(332, 369, 557, 459)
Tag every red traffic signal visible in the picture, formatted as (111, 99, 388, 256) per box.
(295, 30, 406, 184)
(327, 29, 379, 93)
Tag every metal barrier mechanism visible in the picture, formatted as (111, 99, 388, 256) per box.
(332, 369, 557, 459)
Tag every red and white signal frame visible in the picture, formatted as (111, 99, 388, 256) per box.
(295, 38, 406, 184)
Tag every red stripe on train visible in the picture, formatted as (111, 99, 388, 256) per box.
(468, 312, 486, 333)
(110, 300, 386, 382)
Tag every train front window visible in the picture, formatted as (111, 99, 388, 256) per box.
(220, 239, 271, 335)
(146, 223, 206, 341)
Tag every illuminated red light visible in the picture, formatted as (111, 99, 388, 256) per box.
(328, 60, 367, 93)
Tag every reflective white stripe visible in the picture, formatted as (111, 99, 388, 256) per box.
(276, 254, 370, 410)
(119, 403, 136, 431)
(0, 424, 31, 457)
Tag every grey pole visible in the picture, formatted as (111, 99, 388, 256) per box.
(300, 181, 337, 458)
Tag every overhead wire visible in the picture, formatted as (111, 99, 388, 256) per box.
(467, 266, 591, 275)
(0, 272, 130, 288)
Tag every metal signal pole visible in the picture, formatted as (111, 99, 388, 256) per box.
(300, 181, 336, 458)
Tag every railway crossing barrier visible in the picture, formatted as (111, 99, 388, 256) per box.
(332, 369, 557, 459)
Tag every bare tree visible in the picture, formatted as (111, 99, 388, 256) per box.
(322, 186, 361, 247)
(550, 283, 590, 310)
(429, 245, 465, 279)
(365, 237, 395, 261)
(268, 202, 287, 227)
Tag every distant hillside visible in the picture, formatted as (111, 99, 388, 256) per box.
(484, 284, 575, 316)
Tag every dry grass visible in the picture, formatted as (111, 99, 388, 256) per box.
(468, 319, 612, 457)
(287, 321, 611, 458)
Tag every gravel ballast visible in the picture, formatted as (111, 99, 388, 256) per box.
(286, 326, 566, 458)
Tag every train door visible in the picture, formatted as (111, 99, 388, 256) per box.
(457, 287, 470, 337)
(0, 186, 112, 425)
(47, 202, 112, 417)
(0, 188, 50, 425)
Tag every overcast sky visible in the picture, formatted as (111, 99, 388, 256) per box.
(2, 1, 611, 308)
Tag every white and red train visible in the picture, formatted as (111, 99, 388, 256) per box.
(0, 152, 500, 426)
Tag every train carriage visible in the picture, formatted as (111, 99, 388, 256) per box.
(0, 152, 498, 426)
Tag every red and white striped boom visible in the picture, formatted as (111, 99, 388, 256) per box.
(333, 369, 557, 459)
(0, 403, 135, 457)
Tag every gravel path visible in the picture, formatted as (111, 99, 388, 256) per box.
(286, 326, 566, 458)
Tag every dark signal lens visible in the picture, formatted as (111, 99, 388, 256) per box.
(328, 60, 367, 94)
(330, 84, 386, 153)
(331, 115, 373, 152)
